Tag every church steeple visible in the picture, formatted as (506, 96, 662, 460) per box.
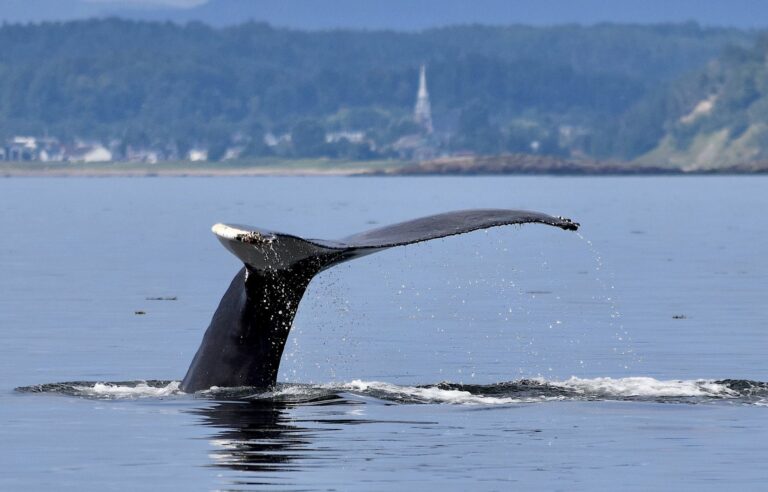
(414, 64, 434, 134)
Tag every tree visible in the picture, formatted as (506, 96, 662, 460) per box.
(291, 120, 326, 157)
(455, 102, 502, 153)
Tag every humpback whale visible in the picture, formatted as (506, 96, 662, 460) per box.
(181, 209, 579, 392)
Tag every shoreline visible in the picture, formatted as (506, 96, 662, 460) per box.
(2, 155, 768, 177)
(6, 169, 768, 178)
(0, 167, 371, 178)
(0, 159, 389, 177)
(378, 154, 768, 176)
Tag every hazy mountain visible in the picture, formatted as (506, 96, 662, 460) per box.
(4, 0, 768, 29)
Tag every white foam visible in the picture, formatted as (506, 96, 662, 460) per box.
(550, 377, 737, 398)
(330, 377, 744, 405)
(64, 377, 758, 405)
(240, 384, 319, 400)
(73, 381, 182, 399)
(337, 380, 539, 405)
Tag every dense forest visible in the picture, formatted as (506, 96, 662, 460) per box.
(0, 19, 754, 160)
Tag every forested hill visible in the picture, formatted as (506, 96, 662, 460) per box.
(620, 35, 768, 169)
(0, 20, 752, 159)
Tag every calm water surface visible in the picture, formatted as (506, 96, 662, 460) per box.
(0, 176, 766, 490)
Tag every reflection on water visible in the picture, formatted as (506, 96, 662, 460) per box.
(190, 395, 348, 474)
(194, 401, 317, 473)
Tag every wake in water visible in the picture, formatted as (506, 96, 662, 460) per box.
(16, 377, 768, 406)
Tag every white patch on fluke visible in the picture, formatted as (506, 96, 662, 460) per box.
(212, 223, 275, 246)
(211, 223, 248, 240)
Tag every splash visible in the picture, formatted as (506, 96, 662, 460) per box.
(551, 376, 737, 398)
(77, 381, 181, 398)
(335, 379, 530, 405)
(17, 377, 768, 406)
(330, 377, 764, 405)
(18, 380, 183, 399)
(575, 231, 639, 370)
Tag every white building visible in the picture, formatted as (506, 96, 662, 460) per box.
(68, 142, 113, 163)
(326, 131, 366, 144)
(188, 148, 208, 162)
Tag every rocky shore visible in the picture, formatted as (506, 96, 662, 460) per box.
(380, 154, 768, 175)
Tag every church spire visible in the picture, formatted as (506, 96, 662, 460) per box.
(414, 64, 434, 134)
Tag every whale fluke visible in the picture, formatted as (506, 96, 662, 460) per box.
(181, 209, 579, 392)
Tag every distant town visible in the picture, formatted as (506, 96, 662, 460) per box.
(0, 66, 531, 165)
(2, 65, 442, 164)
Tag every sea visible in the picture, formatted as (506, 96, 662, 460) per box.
(0, 176, 766, 491)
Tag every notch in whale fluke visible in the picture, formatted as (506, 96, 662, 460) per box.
(181, 209, 579, 392)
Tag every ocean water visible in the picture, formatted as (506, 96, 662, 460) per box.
(0, 176, 766, 491)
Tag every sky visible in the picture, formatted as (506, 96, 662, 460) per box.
(4, 0, 768, 29)
(85, 0, 204, 5)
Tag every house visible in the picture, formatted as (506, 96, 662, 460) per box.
(263, 132, 291, 147)
(223, 146, 246, 161)
(326, 131, 366, 144)
(188, 148, 208, 162)
(6, 136, 39, 161)
(38, 137, 66, 162)
(392, 134, 436, 161)
(125, 146, 161, 164)
(68, 141, 113, 163)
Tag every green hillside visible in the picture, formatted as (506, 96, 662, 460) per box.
(0, 20, 751, 161)
(624, 35, 768, 169)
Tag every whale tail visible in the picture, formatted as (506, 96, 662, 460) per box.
(212, 209, 578, 273)
(180, 209, 579, 392)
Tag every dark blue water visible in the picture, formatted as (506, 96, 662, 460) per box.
(1, 176, 766, 490)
